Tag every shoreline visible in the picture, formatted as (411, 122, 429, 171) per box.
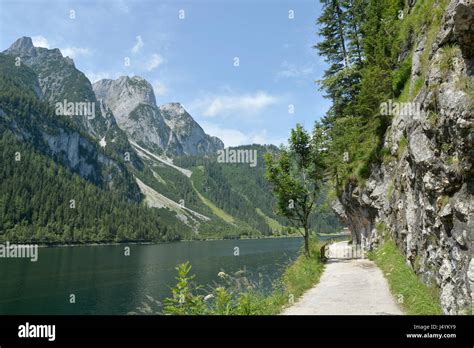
(9, 232, 349, 249)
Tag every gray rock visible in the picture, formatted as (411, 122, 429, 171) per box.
(332, 0, 474, 314)
(93, 77, 224, 156)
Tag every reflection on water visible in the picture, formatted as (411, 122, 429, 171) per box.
(0, 237, 305, 314)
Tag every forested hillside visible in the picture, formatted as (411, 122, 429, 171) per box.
(0, 34, 343, 244)
(315, 0, 473, 314)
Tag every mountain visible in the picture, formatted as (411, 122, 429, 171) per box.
(2, 37, 138, 167)
(0, 36, 341, 245)
(0, 53, 182, 243)
(93, 77, 224, 156)
(159, 102, 224, 155)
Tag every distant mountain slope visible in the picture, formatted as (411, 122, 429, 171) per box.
(93, 77, 224, 156)
(1, 36, 342, 243)
(159, 102, 224, 155)
(2, 37, 139, 167)
(0, 53, 140, 200)
(175, 145, 343, 235)
(0, 71, 180, 243)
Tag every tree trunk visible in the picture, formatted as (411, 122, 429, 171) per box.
(334, 0, 349, 67)
(304, 228, 311, 258)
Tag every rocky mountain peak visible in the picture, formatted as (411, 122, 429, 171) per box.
(93, 76, 223, 156)
(93, 76, 156, 124)
(159, 102, 224, 155)
(4, 37, 65, 62)
(159, 102, 186, 116)
(7, 36, 35, 55)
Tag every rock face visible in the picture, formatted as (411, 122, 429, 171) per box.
(0, 39, 140, 201)
(333, 0, 473, 314)
(159, 102, 224, 156)
(93, 77, 224, 156)
(3, 37, 122, 141)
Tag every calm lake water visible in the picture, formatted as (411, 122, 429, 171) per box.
(0, 237, 307, 315)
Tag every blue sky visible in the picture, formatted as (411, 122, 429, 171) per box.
(0, 0, 330, 147)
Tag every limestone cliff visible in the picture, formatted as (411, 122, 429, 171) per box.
(333, 0, 473, 314)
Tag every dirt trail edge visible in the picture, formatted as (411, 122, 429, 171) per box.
(282, 241, 403, 315)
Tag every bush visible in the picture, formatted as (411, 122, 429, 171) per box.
(131, 239, 325, 315)
(392, 58, 412, 97)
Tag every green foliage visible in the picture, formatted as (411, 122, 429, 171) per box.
(315, 0, 450, 193)
(281, 239, 325, 300)
(0, 132, 180, 244)
(162, 262, 207, 315)
(439, 45, 460, 76)
(427, 111, 439, 127)
(368, 240, 442, 315)
(436, 195, 450, 211)
(392, 57, 412, 97)
(396, 135, 408, 157)
(380, 146, 396, 164)
(412, 77, 425, 98)
(265, 124, 327, 257)
(386, 180, 394, 202)
(142, 239, 325, 315)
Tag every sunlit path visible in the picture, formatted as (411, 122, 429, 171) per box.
(282, 241, 403, 315)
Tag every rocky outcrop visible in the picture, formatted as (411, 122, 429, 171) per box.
(333, 0, 473, 314)
(159, 102, 224, 156)
(3, 37, 123, 142)
(0, 47, 141, 201)
(93, 77, 224, 156)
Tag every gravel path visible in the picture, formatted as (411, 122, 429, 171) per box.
(282, 241, 403, 315)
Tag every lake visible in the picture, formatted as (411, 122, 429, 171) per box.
(0, 237, 308, 315)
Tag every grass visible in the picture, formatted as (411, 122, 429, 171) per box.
(411, 77, 425, 99)
(255, 208, 285, 233)
(439, 45, 460, 76)
(396, 135, 408, 158)
(386, 180, 394, 202)
(280, 239, 325, 304)
(191, 166, 235, 224)
(368, 240, 442, 315)
(427, 111, 439, 127)
(455, 75, 474, 108)
(139, 239, 326, 315)
(394, 0, 449, 101)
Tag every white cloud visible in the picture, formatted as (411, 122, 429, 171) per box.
(147, 53, 165, 71)
(132, 35, 144, 54)
(152, 81, 168, 96)
(275, 61, 314, 80)
(201, 122, 285, 147)
(30, 36, 91, 60)
(61, 47, 91, 59)
(192, 91, 278, 118)
(85, 71, 121, 83)
(31, 36, 51, 49)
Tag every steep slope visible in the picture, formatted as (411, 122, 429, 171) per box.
(93, 77, 223, 156)
(174, 145, 343, 236)
(332, 0, 473, 314)
(0, 62, 181, 243)
(0, 53, 140, 200)
(4, 37, 111, 138)
(159, 102, 224, 155)
(2, 37, 138, 167)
